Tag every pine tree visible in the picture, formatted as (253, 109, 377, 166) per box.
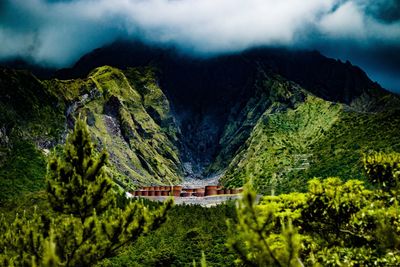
(46, 117, 114, 222)
(0, 117, 172, 266)
(227, 185, 302, 267)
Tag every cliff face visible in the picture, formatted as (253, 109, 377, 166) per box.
(50, 66, 184, 186)
(1, 42, 400, 201)
(0, 65, 183, 203)
(55, 42, 394, 176)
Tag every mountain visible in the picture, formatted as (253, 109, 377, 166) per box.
(0, 65, 183, 203)
(1, 41, 399, 202)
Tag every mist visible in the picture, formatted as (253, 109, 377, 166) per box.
(0, 0, 399, 91)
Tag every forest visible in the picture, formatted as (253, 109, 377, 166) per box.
(1, 118, 399, 266)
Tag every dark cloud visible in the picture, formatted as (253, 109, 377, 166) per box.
(0, 0, 399, 92)
(363, 0, 400, 23)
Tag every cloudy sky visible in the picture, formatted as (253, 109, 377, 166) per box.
(0, 0, 399, 92)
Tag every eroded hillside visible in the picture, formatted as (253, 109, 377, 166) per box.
(0, 66, 183, 203)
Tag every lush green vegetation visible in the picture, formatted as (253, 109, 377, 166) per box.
(305, 109, 400, 181)
(0, 118, 171, 266)
(1, 64, 399, 266)
(221, 92, 400, 193)
(1, 121, 399, 266)
(0, 139, 46, 205)
(226, 151, 400, 266)
(98, 152, 400, 267)
(97, 152, 400, 266)
(227, 179, 399, 266)
(0, 66, 183, 203)
(49, 66, 183, 187)
(0, 68, 64, 204)
(101, 203, 237, 267)
(221, 93, 342, 190)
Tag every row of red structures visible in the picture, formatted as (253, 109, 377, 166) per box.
(131, 185, 243, 197)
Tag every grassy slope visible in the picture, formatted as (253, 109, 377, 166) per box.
(219, 77, 400, 192)
(303, 108, 400, 182)
(221, 93, 342, 192)
(208, 74, 307, 174)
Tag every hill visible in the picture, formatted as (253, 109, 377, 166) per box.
(1, 42, 399, 203)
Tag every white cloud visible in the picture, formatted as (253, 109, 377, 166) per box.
(108, 0, 337, 51)
(0, 0, 399, 67)
(319, 2, 366, 39)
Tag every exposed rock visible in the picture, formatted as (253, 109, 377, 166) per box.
(0, 126, 9, 146)
(104, 115, 122, 137)
(104, 95, 122, 118)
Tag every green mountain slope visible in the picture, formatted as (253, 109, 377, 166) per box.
(1, 57, 399, 203)
(0, 68, 64, 204)
(47, 65, 183, 187)
(220, 88, 343, 191)
(0, 66, 183, 203)
(218, 74, 400, 192)
(67, 66, 182, 186)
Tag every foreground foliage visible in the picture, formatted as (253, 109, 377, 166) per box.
(102, 153, 400, 267)
(227, 186, 302, 267)
(1, 116, 399, 266)
(101, 202, 237, 267)
(0, 118, 171, 266)
(227, 152, 400, 266)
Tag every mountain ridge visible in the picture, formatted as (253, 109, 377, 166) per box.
(1, 43, 399, 203)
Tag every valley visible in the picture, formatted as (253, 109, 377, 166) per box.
(1, 44, 400, 203)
